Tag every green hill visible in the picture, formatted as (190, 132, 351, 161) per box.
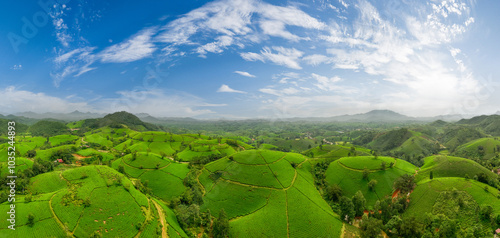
(405, 177, 499, 235)
(325, 156, 417, 207)
(457, 115, 500, 136)
(454, 137, 500, 160)
(0, 166, 186, 237)
(415, 155, 498, 186)
(438, 126, 485, 151)
(29, 120, 68, 137)
(302, 144, 371, 159)
(80, 111, 160, 131)
(199, 150, 343, 237)
(367, 128, 413, 152)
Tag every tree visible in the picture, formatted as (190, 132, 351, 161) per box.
(26, 149, 36, 158)
(213, 209, 229, 238)
(25, 193, 32, 203)
(368, 179, 378, 191)
(385, 215, 403, 235)
(363, 168, 369, 180)
(380, 161, 386, 170)
(326, 184, 343, 202)
(429, 171, 433, 180)
(118, 165, 125, 174)
(339, 196, 355, 222)
(399, 216, 422, 238)
(360, 215, 382, 238)
(27, 213, 35, 227)
(480, 205, 493, 220)
(352, 190, 366, 217)
(394, 174, 415, 194)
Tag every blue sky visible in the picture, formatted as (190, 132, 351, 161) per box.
(1, 0, 499, 119)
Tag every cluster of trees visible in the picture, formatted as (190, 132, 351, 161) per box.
(29, 120, 68, 137)
(320, 173, 417, 238)
(169, 168, 228, 237)
(0, 158, 56, 203)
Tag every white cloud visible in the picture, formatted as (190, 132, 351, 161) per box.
(156, 0, 325, 57)
(338, 0, 349, 8)
(0, 87, 222, 118)
(311, 73, 342, 91)
(10, 65, 23, 70)
(0, 86, 92, 113)
(217, 84, 247, 94)
(100, 28, 157, 63)
(240, 52, 265, 62)
(241, 46, 304, 69)
(303, 54, 331, 66)
(234, 71, 256, 78)
(101, 89, 218, 117)
(51, 47, 97, 87)
(49, 4, 72, 47)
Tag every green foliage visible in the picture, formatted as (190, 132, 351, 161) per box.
(27, 213, 35, 227)
(368, 179, 377, 191)
(325, 184, 343, 202)
(213, 209, 229, 238)
(339, 196, 355, 222)
(393, 174, 415, 194)
(360, 215, 382, 238)
(29, 120, 68, 137)
(368, 128, 413, 151)
(352, 190, 366, 217)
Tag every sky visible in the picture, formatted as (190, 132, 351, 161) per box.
(1, 0, 499, 119)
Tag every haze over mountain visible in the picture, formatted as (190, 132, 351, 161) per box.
(1, 109, 486, 124)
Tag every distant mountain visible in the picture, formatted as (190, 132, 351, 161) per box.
(428, 120, 449, 127)
(14, 111, 104, 121)
(457, 114, 500, 136)
(496, 111, 500, 115)
(83, 111, 160, 131)
(328, 110, 414, 122)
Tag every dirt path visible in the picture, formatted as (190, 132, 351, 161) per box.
(49, 192, 70, 235)
(340, 223, 345, 238)
(337, 159, 398, 172)
(152, 200, 169, 238)
(285, 191, 290, 238)
(73, 154, 91, 160)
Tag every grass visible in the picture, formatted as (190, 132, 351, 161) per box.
(303, 144, 371, 159)
(406, 177, 500, 221)
(454, 137, 500, 160)
(232, 150, 267, 165)
(229, 190, 287, 238)
(28, 171, 67, 194)
(74, 186, 146, 238)
(123, 152, 171, 169)
(287, 187, 342, 238)
(139, 170, 186, 200)
(338, 156, 396, 170)
(326, 157, 416, 207)
(268, 159, 295, 188)
(201, 180, 271, 219)
(415, 155, 497, 182)
(221, 162, 283, 188)
(49, 135, 79, 146)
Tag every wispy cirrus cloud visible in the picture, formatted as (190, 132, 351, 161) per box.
(156, 0, 325, 57)
(234, 71, 256, 78)
(217, 84, 247, 94)
(241, 46, 304, 69)
(100, 28, 157, 63)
